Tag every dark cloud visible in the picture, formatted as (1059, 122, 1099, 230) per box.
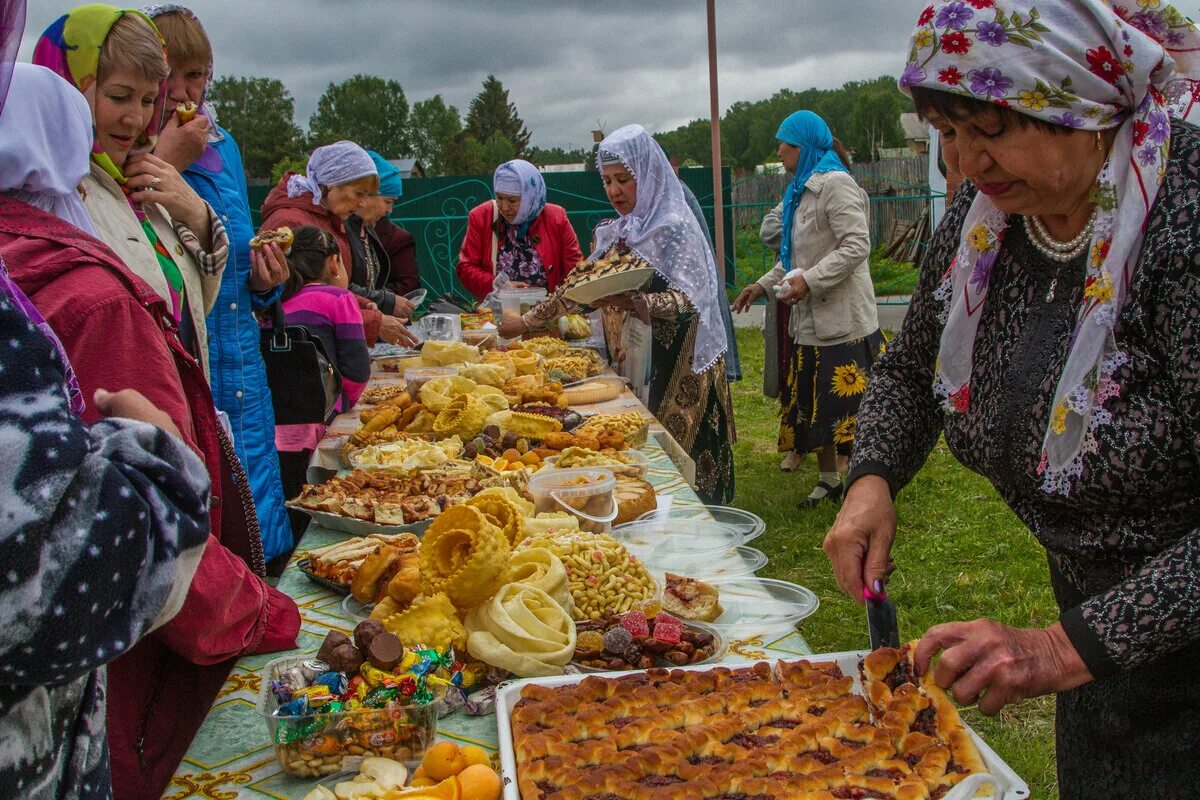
(20, 0, 920, 149)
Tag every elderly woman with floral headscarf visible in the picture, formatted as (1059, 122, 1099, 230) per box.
(141, 3, 293, 565)
(33, 4, 229, 377)
(822, 1, 1200, 793)
(734, 111, 880, 507)
(457, 158, 583, 301)
(505, 126, 736, 504)
(260, 140, 416, 346)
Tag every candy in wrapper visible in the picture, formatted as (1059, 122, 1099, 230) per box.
(314, 671, 347, 695)
(293, 685, 334, 706)
(465, 686, 496, 717)
(414, 687, 434, 704)
(435, 686, 466, 718)
(325, 701, 344, 713)
(363, 686, 398, 708)
(299, 733, 341, 756)
(282, 666, 309, 690)
(399, 677, 417, 697)
(358, 726, 400, 749)
(411, 649, 439, 677)
(270, 679, 294, 705)
(275, 697, 309, 717)
(300, 660, 329, 682)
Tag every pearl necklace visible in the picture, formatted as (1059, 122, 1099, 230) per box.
(1021, 211, 1096, 264)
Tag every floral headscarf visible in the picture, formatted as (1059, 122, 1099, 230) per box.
(900, 0, 1200, 495)
(33, 4, 169, 188)
(142, 3, 224, 173)
(593, 124, 727, 375)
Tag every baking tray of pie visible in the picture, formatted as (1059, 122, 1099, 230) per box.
(562, 267, 657, 306)
(295, 558, 351, 595)
(285, 505, 434, 538)
(494, 652, 1031, 800)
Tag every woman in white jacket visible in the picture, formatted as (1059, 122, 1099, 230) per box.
(735, 111, 881, 507)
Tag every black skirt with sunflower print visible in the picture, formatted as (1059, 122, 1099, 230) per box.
(779, 331, 885, 456)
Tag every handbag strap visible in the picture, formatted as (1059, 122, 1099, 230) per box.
(268, 300, 290, 351)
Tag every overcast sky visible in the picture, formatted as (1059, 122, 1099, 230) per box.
(17, 1, 1199, 150)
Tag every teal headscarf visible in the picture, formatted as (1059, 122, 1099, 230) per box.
(776, 111, 848, 271)
(367, 150, 403, 198)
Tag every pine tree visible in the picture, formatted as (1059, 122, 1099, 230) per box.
(464, 75, 531, 158)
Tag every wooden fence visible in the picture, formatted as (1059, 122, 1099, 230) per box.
(729, 156, 937, 248)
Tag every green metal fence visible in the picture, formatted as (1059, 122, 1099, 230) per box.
(248, 168, 734, 305)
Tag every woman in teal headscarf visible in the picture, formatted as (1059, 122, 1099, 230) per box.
(734, 110, 881, 507)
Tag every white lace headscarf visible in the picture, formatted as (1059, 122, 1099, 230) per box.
(287, 140, 376, 207)
(0, 64, 98, 236)
(593, 124, 727, 375)
(900, 0, 1200, 495)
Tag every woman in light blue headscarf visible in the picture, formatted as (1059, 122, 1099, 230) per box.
(456, 158, 583, 300)
(734, 110, 881, 508)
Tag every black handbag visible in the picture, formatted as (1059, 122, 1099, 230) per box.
(259, 301, 343, 425)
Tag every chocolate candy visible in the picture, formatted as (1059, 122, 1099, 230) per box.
(326, 643, 365, 674)
(367, 632, 405, 670)
(353, 619, 386, 653)
(317, 631, 352, 665)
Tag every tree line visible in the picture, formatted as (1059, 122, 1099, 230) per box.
(208, 72, 912, 182)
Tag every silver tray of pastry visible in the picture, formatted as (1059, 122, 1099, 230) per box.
(286, 505, 433, 538)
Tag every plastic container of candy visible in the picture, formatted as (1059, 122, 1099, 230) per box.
(256, 654, 437, 779)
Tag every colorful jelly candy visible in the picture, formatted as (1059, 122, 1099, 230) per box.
(621, 611, 650, 638)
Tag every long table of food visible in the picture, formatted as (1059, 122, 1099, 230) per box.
(167, 333, 1027, 800)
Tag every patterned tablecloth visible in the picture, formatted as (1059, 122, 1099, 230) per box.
(166, 383, 811, 799)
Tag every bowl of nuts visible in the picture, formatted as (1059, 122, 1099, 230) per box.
(571, 608, 726, 672)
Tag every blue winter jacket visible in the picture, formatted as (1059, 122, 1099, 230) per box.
(182, 127, 291, 561)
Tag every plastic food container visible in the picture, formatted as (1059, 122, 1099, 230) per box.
(636, 505, 765, 543)
(702, 577, 820, 632)
(574, 619, 728, 673)
(652, 546, 768, 581)
(610, 519, 747, 571)
(528, 467, 616, 534)
(255, 655, 437, 778)
(420, 313, 462, 342)
(404, 366, 458, 396)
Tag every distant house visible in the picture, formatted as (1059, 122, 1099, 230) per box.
(899, 112, 930, 155)
(386, 158, 426, 179)
(539, 163, 588, 173)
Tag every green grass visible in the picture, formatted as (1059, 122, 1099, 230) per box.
(727, 327, 1059, 798)
(731, 228, 919, 299)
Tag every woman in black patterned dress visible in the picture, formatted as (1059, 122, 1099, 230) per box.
(823, 2, 1200, 796)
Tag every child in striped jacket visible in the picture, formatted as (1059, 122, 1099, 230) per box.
(275, 227, 370, 529)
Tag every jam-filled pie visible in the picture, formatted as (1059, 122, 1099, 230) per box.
(509, 644, 991, 799)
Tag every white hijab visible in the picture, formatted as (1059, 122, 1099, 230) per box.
(0, 64, 97, 235)
(593, 124, 726, 375)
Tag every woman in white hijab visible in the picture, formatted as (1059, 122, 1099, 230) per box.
(512, 125, 736, 504)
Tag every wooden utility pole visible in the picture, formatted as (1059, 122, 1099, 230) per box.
(706, 0, 725, 281)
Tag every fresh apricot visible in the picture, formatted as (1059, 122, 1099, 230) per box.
(460, 745, 491, 768)
(456, 764, 502, 800)
(502, 447, 522, 462)
(520, 451, 541, 466)
(422, 740, 467, 781)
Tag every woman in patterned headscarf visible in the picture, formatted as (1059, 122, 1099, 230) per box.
(32, 4, 229, 377)
(823, 2, 1200, 794)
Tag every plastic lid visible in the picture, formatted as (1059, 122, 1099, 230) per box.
(528, 466, 616, 497)
(652, 546, 768, 580)
(702, 577, 819, 630)
(404, 366, 458, 381)
(610, 519, 745, 563)
(637, 505, 765, 543)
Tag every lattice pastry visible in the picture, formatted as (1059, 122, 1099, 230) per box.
(510, 650, 992, 799)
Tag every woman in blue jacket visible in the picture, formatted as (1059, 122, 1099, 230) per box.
(147, 4, 293, 565)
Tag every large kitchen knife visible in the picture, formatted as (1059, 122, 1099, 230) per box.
(864, 584, 900, 650)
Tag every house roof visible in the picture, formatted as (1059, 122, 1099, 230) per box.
(899, 112, 929, 141)
(386, 158, 425, 178)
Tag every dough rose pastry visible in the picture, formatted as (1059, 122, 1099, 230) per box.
(419, 506, 511, 608)
(419, 375, 478, 411)
(473, 486, 535, 516)
(466, 493, 526, 545)
(420, 340, 481, 366)
(507, 548, 574, 614)
(465, 584, 576, 677)
(433, 394, 488, 441)
(458, 362, 508, 388)
(480, 350, 516, 379)
(469, 389, 509, 417)
(380, 591, 466, 652)
(506, 349, 539, 376)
